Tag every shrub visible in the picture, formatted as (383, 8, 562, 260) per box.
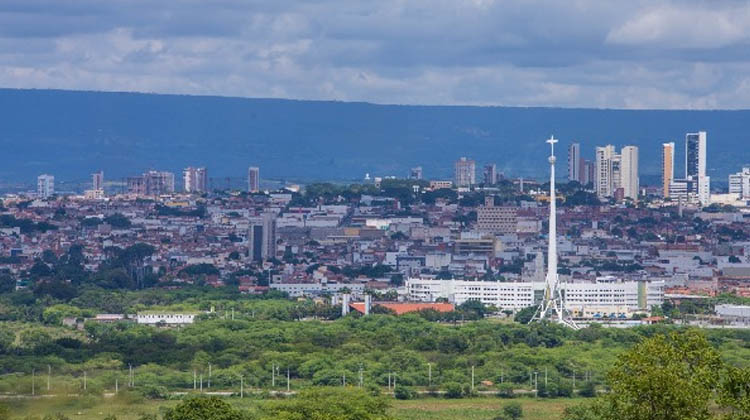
(496, 382, 515, 398)
(394, 385, 415, 400)
(444, 382, 464, 399)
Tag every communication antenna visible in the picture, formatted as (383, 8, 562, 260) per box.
(530, 136, 579, 329)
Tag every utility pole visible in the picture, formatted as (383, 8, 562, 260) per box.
(115, 378, 118, 395)
(428, 363, 432, 387)
(208, 364, 212, 389)
(500, 368, 504, 384)
(359, 365, 363, 388)
(47, 365, 51, 392)
(471, 366, 475, 390)
(545, 367, 548, 387)
(232, 308, 235, 320)
(84, 371, 87, 391)
(534, 372, 538, 397)
(200, 374, 203, 392)
(343, 373, 346, 387)
(32, 369, 35, 396)
(287, 368, 290, 392)
(240, 375, 244, 398)
(393, 373, 396, 389)
(388, 373, 391, 391)
(272, 363, 275, 387)
(194, 370, 197, 390)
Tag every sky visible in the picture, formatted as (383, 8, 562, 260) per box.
(2, 0, 750, 109)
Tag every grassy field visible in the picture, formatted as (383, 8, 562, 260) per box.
(3, 394, 583, 419)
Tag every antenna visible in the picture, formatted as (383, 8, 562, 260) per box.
(530, 135, 579, 329)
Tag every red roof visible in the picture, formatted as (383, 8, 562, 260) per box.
(349, 302, 454, 315)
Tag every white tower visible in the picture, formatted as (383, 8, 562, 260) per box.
(530, 136, 578, 329)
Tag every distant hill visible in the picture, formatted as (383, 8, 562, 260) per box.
(0, 88, 747, 187)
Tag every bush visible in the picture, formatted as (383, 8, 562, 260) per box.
(394, 385, 415, 400)
(444, 382, 464, 399)
(494, 402, 523, 420)
(496, 382, 515, 398)
(579, 381, 597, 398)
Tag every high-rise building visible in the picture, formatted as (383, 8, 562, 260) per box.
(729, 167, 750, 199)
(662, 142, 675, 198)
(410, 166, 423, 180)
(686, 131, 710, 205)
(582, 160, 595, 186)
(183, 167, 208, 193)
(620, 146, 639, 201)
(248, 166, 260, 193)
(567, 143, 581, 182)
(595, 145, 616, 199)
(454, 157, 476, 187)
(37, 174, 54, 198)
(483, 164, 497, 185)
(248, 213, 276, 262)
(92, 171, 104, 191)
(127, 170, 175, 196)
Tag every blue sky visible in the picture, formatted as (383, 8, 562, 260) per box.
(2, 0, 750, 109)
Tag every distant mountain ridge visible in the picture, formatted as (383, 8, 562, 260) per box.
(0, 88, 747, 186)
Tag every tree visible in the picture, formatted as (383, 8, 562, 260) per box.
(0, 272, 14, 293)
(718, 366, 750, 420)
(104, 213, 132, 229)
(494, 402, 523, 420)
(394, 385, 414, 400)
(163, 396, 245, 420)
(514, 306, 536, 324)
(0, 326, 13, 354)
(444, 382, 464, 398)
(583, 330, 722, 420)
(261, 388, 394, 420)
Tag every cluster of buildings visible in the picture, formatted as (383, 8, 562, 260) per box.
(662, 131, 711, 205)
(37, 166, 262, 198)
(12, 135, 749, 325)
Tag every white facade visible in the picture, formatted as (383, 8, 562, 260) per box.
(183, 167, 208, 193)
(686, 131, 710, 205)
(567, 143, 581, 182)
(405, 278, 664, 314)
(37, 174, 54, 198)
(454, 157, 476, 187)
(728, 167, 750, 199)
(270, 282, 365, 297)
(595, 145, 615, 198)
(620, 146, 639, 201)
(136, 313, 196, 326)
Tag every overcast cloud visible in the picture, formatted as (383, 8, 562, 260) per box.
(2, 0, 750, 109)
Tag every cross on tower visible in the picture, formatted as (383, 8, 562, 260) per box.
(546, 135, 558, 156)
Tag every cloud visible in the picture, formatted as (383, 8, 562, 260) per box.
(0, 0, 749, 109)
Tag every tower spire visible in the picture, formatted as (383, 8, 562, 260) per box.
(530, 135, 578, 329)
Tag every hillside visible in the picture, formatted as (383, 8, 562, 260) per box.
(0, 88, 747, 185)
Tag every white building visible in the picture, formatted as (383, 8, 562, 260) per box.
(686, 131, 710, 205)
(405, 277, 664, 317)
(728, 167, 750, 199)
(454, 157, 476, 187)
(620, 146, 639, 201)
(270, 282, 365, 298)
(568, 142, 581, 183)
(136, 313, 197, 326)
(595, 145, 616, 199)
(183, 167, 208, 193)
(37, 174, 54, 198)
